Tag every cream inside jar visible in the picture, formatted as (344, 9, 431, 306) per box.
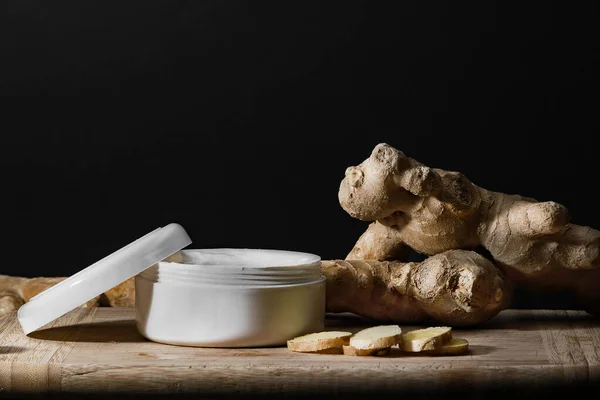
(135, 249, 325, 347)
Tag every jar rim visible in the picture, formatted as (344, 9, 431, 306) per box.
(137, 273, 326, 289)
(142, 248, 322, 286)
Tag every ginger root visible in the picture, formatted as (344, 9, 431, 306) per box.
(339, 143, 600, 315)
(322, 250, 511, 326)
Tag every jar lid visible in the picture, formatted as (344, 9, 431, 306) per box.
(18, 223, 192, 334)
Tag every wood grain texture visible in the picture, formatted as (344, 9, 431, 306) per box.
(0, 308, 599, 395)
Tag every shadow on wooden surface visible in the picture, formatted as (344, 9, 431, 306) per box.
(25, 310, 596, 344)
(28, 320, 145, 343)
(326, 309, 600, 332)
(0, 345, 27, 355)
(476, 309, 600, 331)
(464, 344, 497, 356)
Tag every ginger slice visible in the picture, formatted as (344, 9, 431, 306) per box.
(401, 326, 452, 352)
(287, 331, 352, 353)
(424, 338, 469, 356)
(342, 345, 391, 356)
(349, 325, 402, 350)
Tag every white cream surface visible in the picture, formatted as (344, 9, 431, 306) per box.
(179, 248, 321, 269)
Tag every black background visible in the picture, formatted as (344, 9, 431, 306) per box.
(1, 1, 599, 309)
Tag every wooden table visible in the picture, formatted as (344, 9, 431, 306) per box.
(1, 308, 599, 398)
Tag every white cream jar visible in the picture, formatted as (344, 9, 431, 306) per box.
(18, 224, 325, 348)
(135, 248, 325, 347)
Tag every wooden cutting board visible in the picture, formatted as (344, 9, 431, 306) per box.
(0, 308, 599, 395)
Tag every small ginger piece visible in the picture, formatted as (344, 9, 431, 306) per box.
(342, 345, 391, 356)
(401, 326, 452, 352)
(0, 290, 23, 316)
(349, 325, 402, 350)
(287, 331, 352, 353)
(424, 338, 469, 356)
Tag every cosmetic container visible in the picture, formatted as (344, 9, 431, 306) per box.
(18, 224, 325, 347)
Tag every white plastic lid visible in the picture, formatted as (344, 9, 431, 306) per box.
(18, 223, 192, 334)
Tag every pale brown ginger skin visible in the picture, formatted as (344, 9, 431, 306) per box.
(340, 143, 600, 314)
(321, 250, 511, 326)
